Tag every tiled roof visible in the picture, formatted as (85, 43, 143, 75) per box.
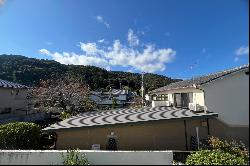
(0, 79, 28, 89)
(112, 89, 127, 95)
(102, 89, 128, 95)
(150, 64, 249, 93)
(43, 106, 218, 131)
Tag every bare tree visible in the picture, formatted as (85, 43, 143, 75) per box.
(129, 96, 143, 108)
(29, 77, 96, 115)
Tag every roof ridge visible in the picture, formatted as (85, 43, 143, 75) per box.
(150, 64, 249, 93)
(191, 63, 249, 80)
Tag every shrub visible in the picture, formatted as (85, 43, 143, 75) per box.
(0, 122, 41, 149)
(185, 136, 249, 165)
(208, 136, 249, 164)
(61, 111, 72, 120)
(185, 149, 246, 165)
(62, 149, 89, 165)
(112, 98, 118, 109)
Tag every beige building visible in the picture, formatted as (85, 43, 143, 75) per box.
(148, 64, 249, 145)
(43, 106, 218, 150)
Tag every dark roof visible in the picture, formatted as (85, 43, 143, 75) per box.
(43, 106, 218, 131)
(0, 79, 28, 89)
(150, 64, 249, 93)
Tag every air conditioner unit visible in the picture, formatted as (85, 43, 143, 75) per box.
(189, 103, 204, 112)
(188, 103, 195, 110)
(196, 104, 204, 112)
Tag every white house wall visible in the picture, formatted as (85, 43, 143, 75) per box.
(154, 87, 205, 106)
(201, 70, 249, 126)
(193, 92, 205, 106)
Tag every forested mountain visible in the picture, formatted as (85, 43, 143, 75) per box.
(0, 54, 181, 92)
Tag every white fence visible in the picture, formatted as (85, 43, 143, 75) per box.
(0, 150, 173, 165)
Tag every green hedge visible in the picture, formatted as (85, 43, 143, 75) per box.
(185, 149, 246, 165)
(0, 122, 41, 149)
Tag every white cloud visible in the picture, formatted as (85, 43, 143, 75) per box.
(234, 45, 249, 62)
(40, 49, 50, 55)
(95, 15, 110, 29)
(0, 0, 5, 6)
(40, 29, 176, 73)
(127, 29, 139, 47)
(98, 39, 105, 43)
(39, 48, 109, 69)
(80, 42, 98, 54)
(235, 45, 249, 56)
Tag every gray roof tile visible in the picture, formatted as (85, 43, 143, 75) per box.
(0, 79, 28, 89)
(43, 106, 218, 131)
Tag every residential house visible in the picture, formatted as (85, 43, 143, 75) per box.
(147, 64, 249, 145)
(0, 79, 29, 116)
(0, 79, 48, 124)
(43, 64, 248, 151)
(90, 89, 130, 109)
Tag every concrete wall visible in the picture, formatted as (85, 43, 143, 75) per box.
(202, 71, 249, 126)
(55, 118, 209, 151)
(0, 150, 173, 165)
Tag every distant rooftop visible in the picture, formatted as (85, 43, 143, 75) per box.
(43, 106, 218, 131)
(0, 79, 28, 89)
(150, 64, 249, 93)
(102, 89, 128, 95)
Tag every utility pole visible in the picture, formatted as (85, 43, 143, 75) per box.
(141, 72, 145, 107)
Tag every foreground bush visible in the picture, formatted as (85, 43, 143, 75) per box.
(0, 122, 41, 149)
(186, 136, 249, 165)
(208, 136, 249, 164)
(186, 149, 246, 165)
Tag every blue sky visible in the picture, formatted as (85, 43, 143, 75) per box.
(0, 0, 249, 79)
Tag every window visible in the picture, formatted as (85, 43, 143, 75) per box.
(156, 94, 168, 101)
